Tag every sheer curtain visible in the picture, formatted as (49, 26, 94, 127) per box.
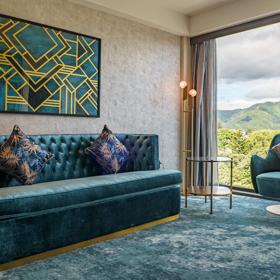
(192, 39, 218, 186)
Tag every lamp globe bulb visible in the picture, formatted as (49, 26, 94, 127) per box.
(179, 81, 188, 89)
(189, 89, 197, 97)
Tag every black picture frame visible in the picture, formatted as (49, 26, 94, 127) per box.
(0, 13, 101, 118)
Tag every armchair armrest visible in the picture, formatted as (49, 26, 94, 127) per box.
(251, 151, 280, 193)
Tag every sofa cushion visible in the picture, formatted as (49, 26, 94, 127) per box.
(0, 169, 182, 219)
(0, 125, 53, 185)
(256, 172, 280, 198)
(85, 125, 129, 174)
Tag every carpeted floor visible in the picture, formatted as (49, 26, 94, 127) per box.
(1, 196, 280, 280)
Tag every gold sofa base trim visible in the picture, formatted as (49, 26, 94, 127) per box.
(0, 214, 179, 272)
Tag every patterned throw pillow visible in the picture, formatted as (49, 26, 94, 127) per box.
(85, 125, 129, 174)
(271, 143, 280, 159)
(0, 125, 53, 185)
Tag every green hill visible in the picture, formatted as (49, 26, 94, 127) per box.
(218, 101, 280, 130)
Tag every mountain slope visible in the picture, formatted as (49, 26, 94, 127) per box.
(218, 101, 280, 130)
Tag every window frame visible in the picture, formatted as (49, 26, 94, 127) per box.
(190, 13, 280, 193)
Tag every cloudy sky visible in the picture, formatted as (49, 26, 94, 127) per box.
(217, 22, 280, 110)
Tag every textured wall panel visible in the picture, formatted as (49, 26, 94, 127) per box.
(0, 0, 181, 169)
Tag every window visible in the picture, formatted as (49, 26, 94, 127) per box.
(217, 22, 280, 190)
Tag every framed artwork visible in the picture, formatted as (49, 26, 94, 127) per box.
(0, 14, 101, 117)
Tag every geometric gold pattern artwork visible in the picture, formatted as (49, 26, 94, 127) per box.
(0, 14, 101, 117)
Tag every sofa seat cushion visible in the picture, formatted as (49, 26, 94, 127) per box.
(0, 170, 181, 219)
(256, 172, 280, 197)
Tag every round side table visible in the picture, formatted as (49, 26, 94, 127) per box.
(266, 205, 280, 215)
(185, 156, 233, 214)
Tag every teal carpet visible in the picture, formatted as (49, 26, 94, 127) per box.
(1, 196, 280, 280)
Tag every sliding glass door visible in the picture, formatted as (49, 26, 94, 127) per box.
(216, 22, 280, 190)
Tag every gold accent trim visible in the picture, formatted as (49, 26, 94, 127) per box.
(0, 214, 179, 272)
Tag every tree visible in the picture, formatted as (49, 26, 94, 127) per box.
(218, 129, 280, 189)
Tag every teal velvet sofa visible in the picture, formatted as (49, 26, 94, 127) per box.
(0, 133, 181, 268)
(251, 134, 280, 197)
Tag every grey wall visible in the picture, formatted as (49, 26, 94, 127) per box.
(0, 0, 181, 169)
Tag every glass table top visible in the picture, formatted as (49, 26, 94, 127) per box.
(186, 156, 232, 162)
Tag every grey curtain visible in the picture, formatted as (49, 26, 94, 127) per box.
(192, 39, 218, 186)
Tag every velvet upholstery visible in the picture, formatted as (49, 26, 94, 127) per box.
(256, 172, 280, 198)
(271, 143, 280, 159)
(0, 134, 160, 187)
(251, 134, 280, 194)
(0, 133, 181, 265)
(1, 185, 180, 264)
(0, 170, 181, 219)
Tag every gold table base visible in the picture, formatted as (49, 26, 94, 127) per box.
(185, 157, 233, 214)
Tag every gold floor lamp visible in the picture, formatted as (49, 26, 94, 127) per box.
(179, 80, 197, 203)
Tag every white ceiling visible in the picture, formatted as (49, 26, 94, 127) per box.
(74, 0, 233, 16)
(70, 0, 280, 36)
(141, 0, 233, 15)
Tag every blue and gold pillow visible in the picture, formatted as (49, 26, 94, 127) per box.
(272, 143, 280, 159)
(0, 125, 53, 185)
(85, 125, 129, 174)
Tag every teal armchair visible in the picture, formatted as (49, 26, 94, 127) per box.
(251, 134, 280, 197)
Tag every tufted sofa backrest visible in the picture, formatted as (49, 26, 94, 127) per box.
(0, 134, 160, 188)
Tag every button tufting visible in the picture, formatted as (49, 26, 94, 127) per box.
(0, 134, 158, 187)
